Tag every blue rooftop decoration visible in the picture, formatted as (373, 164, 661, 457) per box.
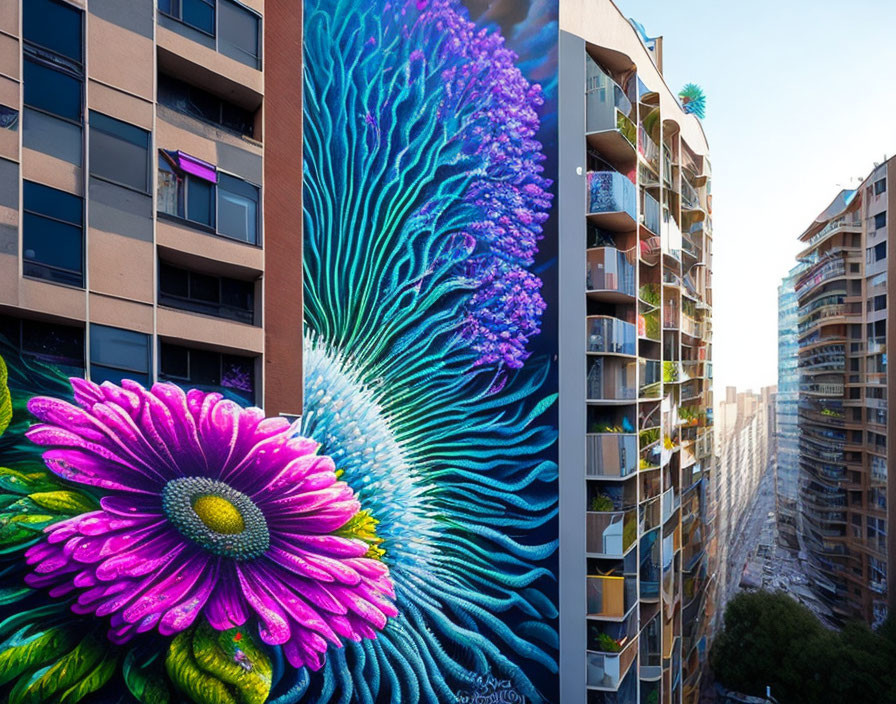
(679, 83, 706, 119)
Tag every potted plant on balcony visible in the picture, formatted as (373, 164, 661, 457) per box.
(590, 494, 615, 512)
(594, 631, 623, 653)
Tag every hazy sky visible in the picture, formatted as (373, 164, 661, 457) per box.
(612, 0, 896, 393)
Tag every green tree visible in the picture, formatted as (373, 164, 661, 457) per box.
(710, 590, 896, 704)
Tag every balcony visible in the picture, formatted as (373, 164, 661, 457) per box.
(588, 316, 637, 356)
(639, 359, 661, 399)
(588, 357, 637, 402)
(587, 434, 638, 479)
(680, 177, 701, 212)
(640, 190, 660, 235)
(661, 487, 678, 524)
(663, 360, 682, 384)
(587, 574, 638, 619)
(587, 247, 636, 300)
(587, 171, 637, 231)
(638, 310, 661, 341)
(638, 126, 660, 176)
(586, 59, 637, 169)
(586, 509, 638, 556)
(586, 639, 638, 690)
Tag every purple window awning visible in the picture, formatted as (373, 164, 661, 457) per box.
(163, 150, 218, 183)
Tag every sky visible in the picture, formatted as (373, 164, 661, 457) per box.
(613, 0, 896, 394)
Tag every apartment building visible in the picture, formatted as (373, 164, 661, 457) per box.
(557, 5, 716, 702)
(714, 386, 775, 610)
(788, 157, 893, 627)
(777, 266, 804, 552)
(0, 0, 301, 415)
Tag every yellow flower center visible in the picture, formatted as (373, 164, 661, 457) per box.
(192, 494, 245, 535)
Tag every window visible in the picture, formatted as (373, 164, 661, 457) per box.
(90, 325, 152, 386)
(875, 178, 887, 196)
(157, 73, 255, 137)
(89, 112, 150, 192)
(874, 241, 887, 262)
(0, 315, 84, 375)
(23, 181, 83, 287)
(159, 343, 255, 405)
(159, 0, 215, 36)
(219, 0, 261, 68)
(849, 262, 860, 273)
(874, 212, 887, 230)
(874, 294, 887, 312)
(158, 151, 216, 229)
(157, 151, 259, 244)
(159, 261, 255, 324)
(218, 173, 258, 243)
(0, 106, 17, 130)
(24, 0, 83, 64)
(23, 59, 82, 123)
(22, 0, 83, 164)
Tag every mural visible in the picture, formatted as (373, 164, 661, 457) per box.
(301, 0, 559, 702)
(0, 1, 559, 702)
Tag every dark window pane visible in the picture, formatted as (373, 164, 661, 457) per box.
(24, 59, 82, 122)
(222, 354, 254, 395)
(91, 325, 150, 374)
(0, 105, 18, 130)
(158, 0, 181, 17)
(22, 213, 82, 274)
(219, 0, 260, 67)
(875, 211, 887, 230)
(217, 174, 258, 243)
(221, 278, 253, 311)
(160, 343, 189, 378)
(187, 177, 214, 227)
(159, 262, 189, 298)
(89, 112, 150, 192)
(220, 102, 254, 136)
(182, 0, 215, 34)
(24, 0, 83, 64)
(21, 318, 84, 368)
(190, 349, 220, 386)
(24, 181, 82, 224)
(190, 272, 219, 303)
(90, 364, 150, 387)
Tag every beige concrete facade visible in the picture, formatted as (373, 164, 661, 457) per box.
(0, 0, 300, 412)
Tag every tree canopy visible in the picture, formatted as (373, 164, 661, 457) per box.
(710, 590, 896, 704)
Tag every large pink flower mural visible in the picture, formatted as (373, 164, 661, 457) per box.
(22, 378, 396, 670)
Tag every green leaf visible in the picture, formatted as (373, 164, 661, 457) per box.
(0, 468, 59, 496)
(0, 625, 74, 687)
(28, 490, 97, 515)
(0, 585, 32, 606)
(192, 623, 272, 704)
(57, 652, 118, 704)
(0, 355, 12, 437)
(7, 634, 103, 704)
(124, 648, 171, 704)
(0, 604, 67, 639)
(166, 630, 238, 704)
(166, 623, 272, 704)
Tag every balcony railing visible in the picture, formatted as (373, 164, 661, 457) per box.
(661, 487, 677, 524)
(586, 509, 638, 556)
(638, 126, 660, 174)
(587, 574, 638, 618)
(586, 639, 638, 690)
(585, 58, 636, 146)
(586, 433, 637, 478)
(587, 358, 637, 401)
(680, 178, 700, 211)
(640, 189, 660, 234)
(587, 316, 636, 356)
(587, 171, 637, 221)
(806, 213, 862, 248)
(586, 247, 636, 297)
(639, 359, 661, 398)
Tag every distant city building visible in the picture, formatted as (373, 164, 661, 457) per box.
(776, 266, 804, 551)
(714, 386, 775, 612)
(786, 157, 892, 627)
